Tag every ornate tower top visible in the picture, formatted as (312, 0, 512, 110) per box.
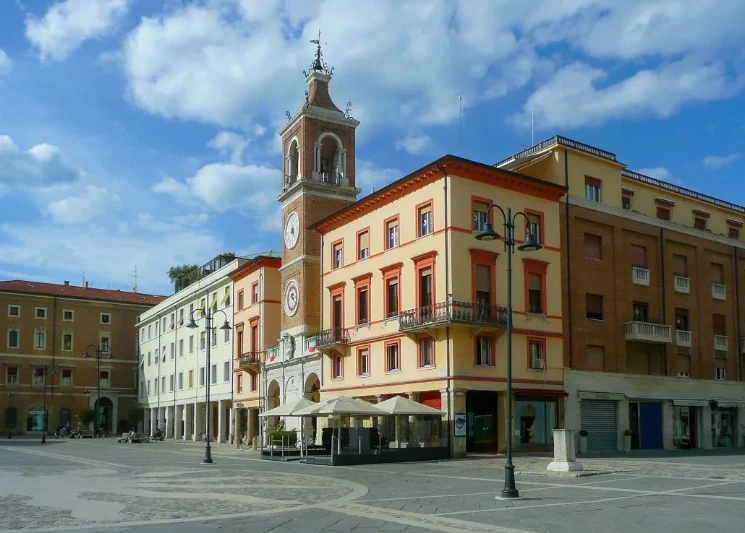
(302, 31, 341, 113)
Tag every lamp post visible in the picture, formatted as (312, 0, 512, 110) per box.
(41, 365, 47, 444)
(82, 344, 112, 437)
(186, 306, 231, 464)
(475, 204, 542, 499)
(5, 392, 12, 439)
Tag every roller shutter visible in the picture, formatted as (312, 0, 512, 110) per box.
(580, 399, 617, 453)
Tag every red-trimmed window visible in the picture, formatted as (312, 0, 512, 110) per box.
(236, 330, 244, 357)
(472, 196, 492, 232)
(329, 283, 346, 331)
(417, 200, 433, 237)
(357, 347, 370, 376)
(385, 341, 400, 372)
(250, 319, 259, 351)
(418, 335, 435, 368)
(475, 335, 494, 366)
(524, 258, 548, 315)
(250, 372, 258, 391)
(353, 274, 371, 325)
(657, 206, 671, 220)
(585, 176, 601, 202)
(413, 252, 436, 309)
(237, 290, 244, 310)
(331, 352, 343, 379)
(385, 216, 399, 249)
(357, 228, 370, 260)
(332, 240, 343, 269)
(236, 374, 243, 394)
(470, 249, 498, 308)
(525, 209, 544, 244)
(381, 263, 402, 318)
(729, 227, 740, 239)
(251, 282, 259, 304)
(528, 338, 546, 370)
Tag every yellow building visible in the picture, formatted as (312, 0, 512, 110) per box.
(314, 155, 566, 456)
(230, 255, 281, 447)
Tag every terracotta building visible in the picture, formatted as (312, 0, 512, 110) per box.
(497, 137, 745, 452)
(0, 280, 163, 436)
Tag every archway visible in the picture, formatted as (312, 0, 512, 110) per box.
(94, 397, 114, 433)
(26, 406, 47, 432)
(266, 380, 281, 437)
(286, 138, 299, 185)
(304, 373, 321, 440)
(316, 132, 344, 184)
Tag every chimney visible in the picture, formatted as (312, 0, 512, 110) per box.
(85, 281, 89, 289)
(64, 280, 70, 286)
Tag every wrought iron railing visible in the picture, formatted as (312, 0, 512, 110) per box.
(316, 328, 351, 347)
(238, 352, 263, 368)
(399, 300, 508, 331)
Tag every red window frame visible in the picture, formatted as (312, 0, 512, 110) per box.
(471, 195, 493, 231)
(353, 273, 372, 325)
(412, 251, 437, 308)
(523, 258, 549, 315)
(524, 208, 545, 244)
(331, 239, 344, 269)
(474, 334, 496, 366)
(527, 337, 546, 370)
(470, 249, 498, 305)
(331, 352, 343, 379)
(328, 282, 346, 330)
(384, 340, 401, 372)
(357, 346, 370, 376)
(380, 263, 402, 318)
(250, 372, 258, 391)
(384, 215, 400, 250)
(356, 226, 370, 260)
(415, 199, 434, 237)
(417, 334, 435, 368)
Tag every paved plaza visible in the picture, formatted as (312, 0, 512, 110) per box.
(1, 439, 744, 533)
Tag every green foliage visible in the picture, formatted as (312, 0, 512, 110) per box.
(126, 404, 144, 426)
(167, 264, 201, 292)
(79, 408, 96, 427)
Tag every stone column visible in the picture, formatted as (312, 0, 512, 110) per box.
(302, 392, 315, 442)
(617, 398, 630, 452)
(701, 404, 713, 449)
(143, 408, 150, 435)
(738, 405, 745, 449)
(228, 407, 234, 445)
(165, 406, 172, 438)
(217, 400, 225, 443)
(234, 408, 243, 449)
(193, 401, 201, 441)
(547, 429, 584, 472)
(407, 392, 419, 445)
(662, 401, 674, 450)
(441, 388, 466, 458)
(112, 398, 119, 434)
(183, 404, 192, 441)
(247, 408, 256, 446)
(150, 407, 157, 436)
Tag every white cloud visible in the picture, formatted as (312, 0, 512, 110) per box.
(703, 153, 742, 169)
(46, 185, 120, 225)
(638, 167, 671, 181)
(395, 135, 431, 155)
(514, 59, 743, 130)
(0, 134, 80, 188)
(188, 162, 279, 213)
(208, 131, 249, 165)
(356, 159, 401, 195)
(0, 49, 12, 76)
(25, 0, 131, 61)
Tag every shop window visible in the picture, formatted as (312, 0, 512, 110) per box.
(585, 294, 603, 320)
(584, 233, 602, 260)
(516, 398, 557, 448)
(475, 336, 494, 366)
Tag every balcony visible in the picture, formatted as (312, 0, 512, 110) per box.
(238, 352, 263, 371)
(675, 330, 692, 347)
(399, 300, 508, 335)
(625, 321, 672, 343)
(714, 335, 728, 352)
(632, 267, 650, 286)
(712, 283, 727, 300)
(316, 328, 351, 351)
(673, 276, 690, 294)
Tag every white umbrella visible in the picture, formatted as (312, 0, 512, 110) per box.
(293, 396, 385, 416)
(259, 397, 315, 417)
(376, 396, 445, 416)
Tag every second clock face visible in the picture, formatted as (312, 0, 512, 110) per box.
(284, 279, 300, 317)
(284, 211, 300, 250)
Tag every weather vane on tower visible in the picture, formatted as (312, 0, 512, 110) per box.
(303, 30, 334, 78)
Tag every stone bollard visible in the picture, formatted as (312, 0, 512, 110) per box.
(547, 429, 584, 472)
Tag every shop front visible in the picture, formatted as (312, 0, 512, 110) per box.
(514, 389, 565, 451)
(672, 400, 707, 449)
(628, 401, 663, 450)
(465, 390, 498, 453)
(711, 403, 738, 448)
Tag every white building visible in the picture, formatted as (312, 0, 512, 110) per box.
(138, 255, 246, 442)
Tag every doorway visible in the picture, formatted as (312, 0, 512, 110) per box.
(466, 391, 498, 453)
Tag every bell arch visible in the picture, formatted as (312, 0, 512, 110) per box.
(285, 136, 300, 187)
(314, 131, 346, 185)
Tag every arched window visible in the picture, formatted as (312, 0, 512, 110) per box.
(314, 132, 346, 185)
(26, 406, 47, 431)
(285, 138, 300, 186)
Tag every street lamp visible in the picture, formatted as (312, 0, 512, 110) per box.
(5, 392, 12, 439)
(82, 344, 113, 437)
(475, 204, 542, 499)
(186, 306, 231, 464)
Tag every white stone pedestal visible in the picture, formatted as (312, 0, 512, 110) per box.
(547, 429, 584, 472)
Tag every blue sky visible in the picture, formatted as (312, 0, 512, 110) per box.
(1, 0, 744, 296)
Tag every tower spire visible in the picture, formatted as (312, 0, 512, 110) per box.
(304, 30, 333, 78)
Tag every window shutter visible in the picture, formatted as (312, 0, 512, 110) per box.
(584, 233, 602, 260)
(359, 231, 369, 250)
(476, 265, 491, 293)
(673, 255, 687, 276)
(631, 245, 647, 268)
(586, 294, 603, 315)
(711, 263, 724, 284)
(529, 273, 541, 290)
(712, 313, 726, 335)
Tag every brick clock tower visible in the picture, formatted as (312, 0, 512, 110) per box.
(276, 38, 360, 368)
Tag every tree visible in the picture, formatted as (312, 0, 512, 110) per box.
(126, 404, 144, 428)
(167, 264, 201, 293)
(79, 408, 96, 428)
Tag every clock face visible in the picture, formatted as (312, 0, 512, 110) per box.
(284, 211, 300, 250)
(284, 279, 300, 317)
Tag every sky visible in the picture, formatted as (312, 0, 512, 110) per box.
(1, 0, 744, 296)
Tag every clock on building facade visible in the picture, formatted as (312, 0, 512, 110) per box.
(284, 211, 300, 250)
(284, 279, 300, 317)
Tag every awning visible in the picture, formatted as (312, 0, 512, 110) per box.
(221, 288, 230, 305)
(673, 400, 710, 407)
(715, 401, 741, 409)
(516, 389, 568, 398)
(293, 397, 386, 417)
(376, 395, 445, 416)
(259, 398, 315, 417)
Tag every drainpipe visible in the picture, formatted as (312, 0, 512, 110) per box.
(437, 165, 452, 456)
(660, 227, 668, 375)
(51, 297, 57, 403)
(734, 250, 741, 381)
(564, 149, 574, 369)
(320, 234, 325, 390)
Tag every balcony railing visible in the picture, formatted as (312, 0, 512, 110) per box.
(675, 330, 692, 347)
(625, 321, 672, 343)
(673, 276, 690, 294)
(238, 352, 263, 370)
(632, 267, 650, 286)
(316, 328, 351, 349)
(399, 300, 508, 332)
(712, 283, 727, 300)
(714, 335, 728, 352)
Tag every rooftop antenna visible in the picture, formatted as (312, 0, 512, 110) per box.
(132, 265, 139, 293)
(458, 95, 463, 149)
(78, 271, 86, 286)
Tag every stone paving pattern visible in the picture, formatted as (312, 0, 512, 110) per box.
(1, 439, 744, 532)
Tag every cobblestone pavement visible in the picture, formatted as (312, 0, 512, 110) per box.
(1, 439, 744, 532)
